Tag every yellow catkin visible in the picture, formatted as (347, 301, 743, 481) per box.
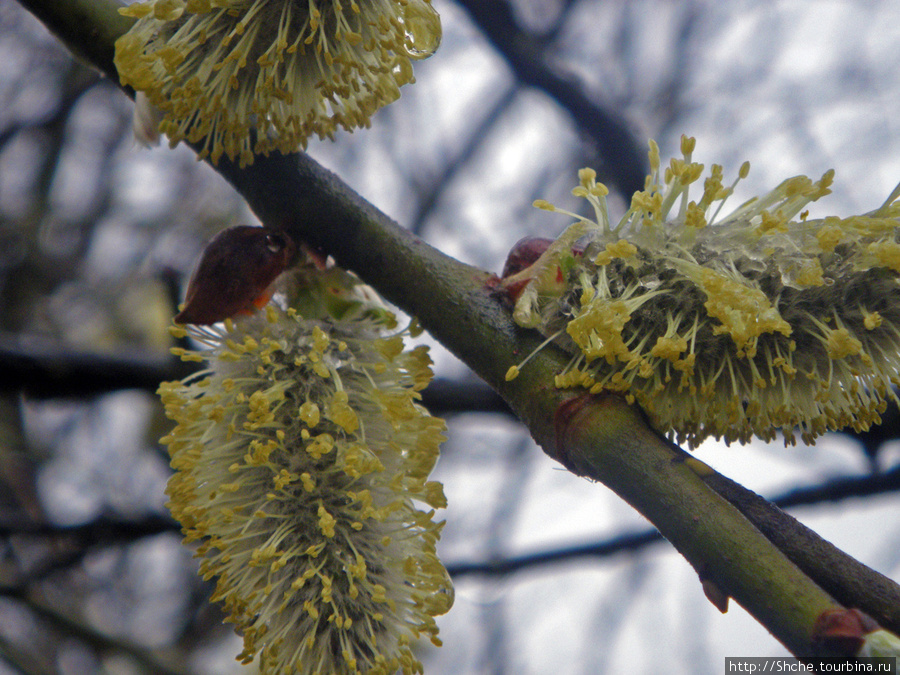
(510, 137, 900, 447)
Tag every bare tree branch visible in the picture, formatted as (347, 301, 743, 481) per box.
(409, 84, 520, 235)
(0, 586, 187, 675)
(454, 0, 648, 196)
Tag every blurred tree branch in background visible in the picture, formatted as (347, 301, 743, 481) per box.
(3, 332, 900, 463)
(455, 0, 648, 195)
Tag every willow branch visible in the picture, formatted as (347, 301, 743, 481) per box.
(551, 394, 844, 655)
(18, 0, 130, 82)
(202, 153, 900, 658)
(703, 471, 900, 634)
(18, 0, 900, 657)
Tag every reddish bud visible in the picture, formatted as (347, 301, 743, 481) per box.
(500, 236, 586, 303)
(812, 608, 879, 655)
(174, 226, 297, 325)
(501, 237, 554, 279)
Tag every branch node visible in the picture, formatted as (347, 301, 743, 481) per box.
(812, 608, 878, 656)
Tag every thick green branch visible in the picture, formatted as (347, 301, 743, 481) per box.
(553, 394, 842, 655)
(19, 0, 900, 658)
(704, 472, 900, 634)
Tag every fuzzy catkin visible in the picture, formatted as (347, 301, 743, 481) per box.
(115, 0, 441, 165)
(508, 137, 900, 448)
(160, 267, 452, 673)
